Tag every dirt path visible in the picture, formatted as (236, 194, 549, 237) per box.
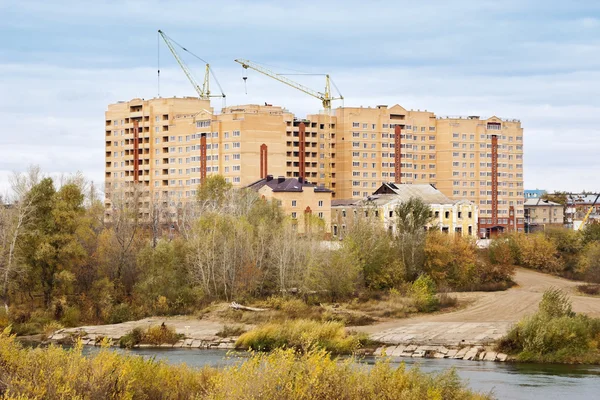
(359, 269, 600, 346)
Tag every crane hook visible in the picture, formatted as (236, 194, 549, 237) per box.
(243, 76, 248, 94)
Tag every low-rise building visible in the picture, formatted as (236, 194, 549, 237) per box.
(524, 198, 564, 232)
(331, 183, 478, 238)
(524, 189, 546, 200)
(246, 175, 332, 235)
(566, 193, 600, 230)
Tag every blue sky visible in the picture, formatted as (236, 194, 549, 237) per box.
(1, 0, 599, 194)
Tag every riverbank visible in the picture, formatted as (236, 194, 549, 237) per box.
(45, 316, 245, 349)
(375, 344, 509, 362)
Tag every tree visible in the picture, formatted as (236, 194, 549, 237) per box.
(0, 167, 41, 314)
(196, 175, 232, 213)
(424, 231, 478, 289)
(99, 184, 145, 299)
(21, 179, 86, 308)
(581, 223, 600, 246)
(577, 242, 600, 283)
(342, 208, 400, 289)
(308, 248, 361, 302)
(395, 197, 432, 280)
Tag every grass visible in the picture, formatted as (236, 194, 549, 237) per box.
(216, 324, 247, 338)
(235, 319, 369, 354)
(0, 330, 490, 400)
(496, 288, 600, 364)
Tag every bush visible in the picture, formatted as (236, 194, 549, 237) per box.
(0, 331, 490, 399)
(142, 324, 183, 345)
(235, 319, 362, 354)
(578, 284, 600, 296)
(60, 306, 81, 327)
(119, 327, 144, 349)
(496, 289, 600, 363)
(538, 288, 574, 318)
(410, 275, 439, 312)
(41, 321, 63, 340)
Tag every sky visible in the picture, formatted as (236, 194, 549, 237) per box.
(1, 0, 599, 195)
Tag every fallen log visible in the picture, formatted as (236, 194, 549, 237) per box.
(229, 302, 267, 312)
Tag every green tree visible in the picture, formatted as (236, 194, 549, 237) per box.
(342, 209, 400, 289)
(395, 197, 432, 280)
(21, 179, 86, 308)
(197, 175, 232, 211)
(581, 223, 600, 245)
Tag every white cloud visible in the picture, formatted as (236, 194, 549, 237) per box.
(0, 0, 599, 195)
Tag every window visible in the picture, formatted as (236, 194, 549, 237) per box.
(291, 212, 297, 219)
(292, 200, 297, 207)
(233, 130, 241, 137)
(318, 200, 323, 207)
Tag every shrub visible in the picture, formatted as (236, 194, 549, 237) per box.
(410, 275, 439, 312)
(578, 284, 600, 296)
(0, 331, 490, 399)
(496, 289, 600, 363)
(235, 319, 362, 354)
(142, 324, 183, 345)
(60, 306, 81, 327)
(538, 288, 574, 318)
(119, 327, 144, 349)
(41, 321, 63, 340)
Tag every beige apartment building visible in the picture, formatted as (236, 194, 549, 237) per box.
(524, 198, 564, 231)
(331, 183, 478, 238)
(246, 176, 332, 235)
(105, 98, 523, 236)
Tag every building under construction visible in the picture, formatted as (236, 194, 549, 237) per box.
(104, 97, 524, 237)
(105, 30, 524, 237)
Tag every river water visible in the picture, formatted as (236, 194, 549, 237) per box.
(82, 347, 600, 400)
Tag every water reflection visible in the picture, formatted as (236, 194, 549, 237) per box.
(81, 347, 600, 400)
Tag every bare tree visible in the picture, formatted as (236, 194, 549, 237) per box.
(100, 182, 144, 297)
(0, 166, 41, 314)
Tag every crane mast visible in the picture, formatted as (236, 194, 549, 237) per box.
(234, 59, 342, 190)
(158, 30, 225, 102)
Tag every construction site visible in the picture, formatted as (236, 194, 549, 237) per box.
(105, 30, 525, 237)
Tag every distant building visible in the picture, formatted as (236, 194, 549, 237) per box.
(524, 198, 564, 232)
(566, 193, 600, 229)
(524, 189, 545, 200)
(246, 176, 332, 235)
(331, 183, 478, 238)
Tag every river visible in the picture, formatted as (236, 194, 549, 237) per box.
(82, 347, 600, 400)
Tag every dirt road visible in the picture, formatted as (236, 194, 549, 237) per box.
(360, 269, 600, 346)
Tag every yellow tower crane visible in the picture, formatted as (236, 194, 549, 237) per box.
(158, 30, 225, 105)
(234, 59, 343, 190)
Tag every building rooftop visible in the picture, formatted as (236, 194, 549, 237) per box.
(372, 183, 454, 204)
(246, 176, 332, 193)
(524, 198, 562, 207)
(567, 194, 600, 205)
